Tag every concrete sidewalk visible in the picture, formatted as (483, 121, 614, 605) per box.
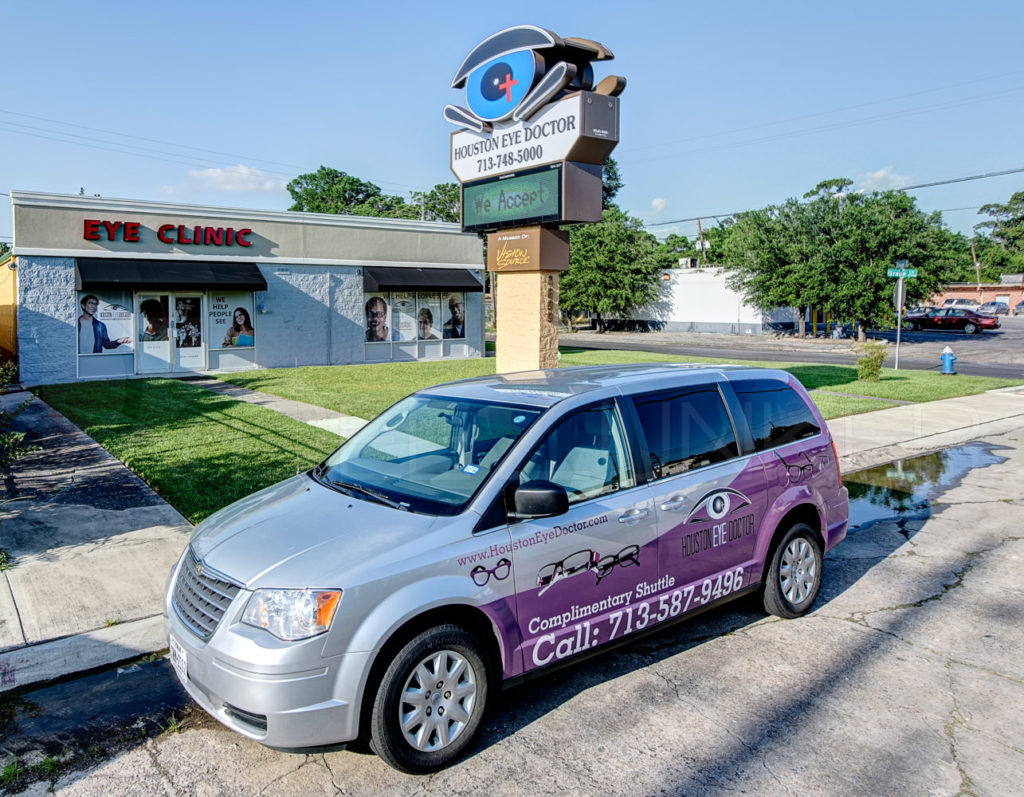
(0, 393, 192, 692)
(1, 382, 1022, 694)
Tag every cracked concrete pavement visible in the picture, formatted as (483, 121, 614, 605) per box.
(10, 426, 1022, 796)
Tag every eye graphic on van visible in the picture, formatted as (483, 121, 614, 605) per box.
(685, 489, 752, 524)
(536, 545, 641, 595)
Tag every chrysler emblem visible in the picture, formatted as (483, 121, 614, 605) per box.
(195, 561, 204, 577)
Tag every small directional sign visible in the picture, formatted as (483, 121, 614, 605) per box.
(887, 267, 918, 278)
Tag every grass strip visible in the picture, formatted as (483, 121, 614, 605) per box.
(218, 350, 1019, 421)
(34, 379, 341, 524)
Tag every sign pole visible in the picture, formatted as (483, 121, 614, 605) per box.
(894, 274, 903, 370)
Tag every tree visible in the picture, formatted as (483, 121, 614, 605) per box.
(602, 157, 623, 209)
(975, 191, 1024, 252)
(410, 183, 461, 222)
(652, 233, 698, 269)
(561, 206, 663, 331)
(719, 179, 956, 341)
(286, 166, 415, 219)
(0, 242, 10, 258)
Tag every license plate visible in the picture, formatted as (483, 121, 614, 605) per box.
(169, 635, 188, 685)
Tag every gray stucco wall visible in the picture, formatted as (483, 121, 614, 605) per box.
(16, 256, 78, 385)
(254, 265, 364, 368)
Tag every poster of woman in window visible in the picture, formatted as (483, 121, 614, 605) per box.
(138, 297, 169, 342)
(209, 294, 255, 348)
(77, 293, 132, 354)
(416, 295, 441, 340)
(364, 294, 394, 341)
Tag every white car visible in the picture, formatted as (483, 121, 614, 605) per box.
(942, 298, 981, 313)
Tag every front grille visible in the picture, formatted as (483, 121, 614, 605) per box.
(172, 547, 241, 639)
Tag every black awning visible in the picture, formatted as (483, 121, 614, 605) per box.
(75, 258, 268, 291)
(363, 266, 483, 293)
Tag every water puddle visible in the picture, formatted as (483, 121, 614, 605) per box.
(843, 441, 1007, 531)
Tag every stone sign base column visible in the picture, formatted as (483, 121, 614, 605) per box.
(487, 226, 570, 374)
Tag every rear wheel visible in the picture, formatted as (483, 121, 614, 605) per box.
(964, 322, 978, 334)
(370, 624, 490, 773)
(763, 523, 823, 618)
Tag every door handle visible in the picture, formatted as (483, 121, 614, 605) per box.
(618, 508, 650, 525)
(659, 496, 687, 512)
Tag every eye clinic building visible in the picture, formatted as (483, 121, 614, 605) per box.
(6, 191, 485, 385)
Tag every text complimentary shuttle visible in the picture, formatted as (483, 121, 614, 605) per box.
(165, 364, 849, 772)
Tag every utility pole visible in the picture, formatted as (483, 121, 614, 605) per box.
(971, 239, 981, 293)
(696, 217, 706, 266)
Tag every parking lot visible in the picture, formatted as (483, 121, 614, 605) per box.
(7, 428, 1021, 796)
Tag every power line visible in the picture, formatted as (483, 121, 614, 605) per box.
(899, 166, 1024, 191)
(648, 167, 1023, 228)
(0, 108, 305, 172)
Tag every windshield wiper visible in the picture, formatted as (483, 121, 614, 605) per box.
(330, 480, 408, 511)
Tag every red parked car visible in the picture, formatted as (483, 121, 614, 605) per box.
(904, 307, 1000, 334)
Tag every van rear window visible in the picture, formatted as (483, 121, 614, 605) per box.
(730, 378, 820, 451)
(632, 385, 738, 478)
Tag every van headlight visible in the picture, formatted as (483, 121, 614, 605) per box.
(241, 589, 342, 641)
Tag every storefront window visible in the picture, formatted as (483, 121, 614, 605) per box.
(364, 294, 392, 342)
(442, 292, 466, 339)
(77, 292, 134, 355)
(364, 291, 470, 358)
(209, 293, 255, 349)
(416, 295, 442, 340)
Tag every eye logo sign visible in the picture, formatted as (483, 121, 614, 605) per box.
(685, 489, 752, 524)
(444, 25, 624, 134)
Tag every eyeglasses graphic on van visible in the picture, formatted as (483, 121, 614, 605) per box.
(470, 558, 511, 586)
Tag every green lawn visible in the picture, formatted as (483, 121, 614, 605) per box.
(219, 349, 1021, 421)
(34, 379, 341, 524)
(34, 353, 1020, 524)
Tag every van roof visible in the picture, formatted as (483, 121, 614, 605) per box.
(418, 362, 786, 408)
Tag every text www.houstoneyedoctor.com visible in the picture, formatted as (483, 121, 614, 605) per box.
(457, 515, 609, 567)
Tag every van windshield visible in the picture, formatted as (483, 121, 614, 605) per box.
(317, 395, 541, 515)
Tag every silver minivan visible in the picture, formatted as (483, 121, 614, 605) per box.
(165, 364, 849, 772)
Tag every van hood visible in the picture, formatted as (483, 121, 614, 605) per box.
(190, 475, 440, 587)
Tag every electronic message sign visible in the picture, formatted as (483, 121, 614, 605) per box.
(462, 165, 562, 232)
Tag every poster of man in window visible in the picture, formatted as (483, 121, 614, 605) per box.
(77, 292, 133, 354)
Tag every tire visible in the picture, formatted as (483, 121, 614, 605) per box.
(908, 322, 919, 332)
(762, 523, 823, 619)
(370, 624, 490, 773)
(963, 322, 978, 334)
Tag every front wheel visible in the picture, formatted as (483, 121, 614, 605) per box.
(763, 523, 823, 618)
(370, 625, 490, 773)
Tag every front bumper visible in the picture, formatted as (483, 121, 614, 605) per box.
(165, 588, 371, 749)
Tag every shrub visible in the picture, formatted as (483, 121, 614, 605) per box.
(856, 342, 888, 382)
(0, 358, 31, 469)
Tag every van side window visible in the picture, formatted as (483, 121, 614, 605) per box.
(731, 378, 820, 451)
(632, 385, 738, 478)
(520, 403, 634, 505)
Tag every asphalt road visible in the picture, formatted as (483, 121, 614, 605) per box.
(559, 314, 1024, 379)
(4, 434, 1023, 796)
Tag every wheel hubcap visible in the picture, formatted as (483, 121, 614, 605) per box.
(779, 537, 817, 605)
(399, 649, 477, 752)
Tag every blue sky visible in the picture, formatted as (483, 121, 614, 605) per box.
(2, 0, 1021, 248)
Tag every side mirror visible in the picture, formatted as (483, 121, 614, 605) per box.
(510, 480, 569, 520)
